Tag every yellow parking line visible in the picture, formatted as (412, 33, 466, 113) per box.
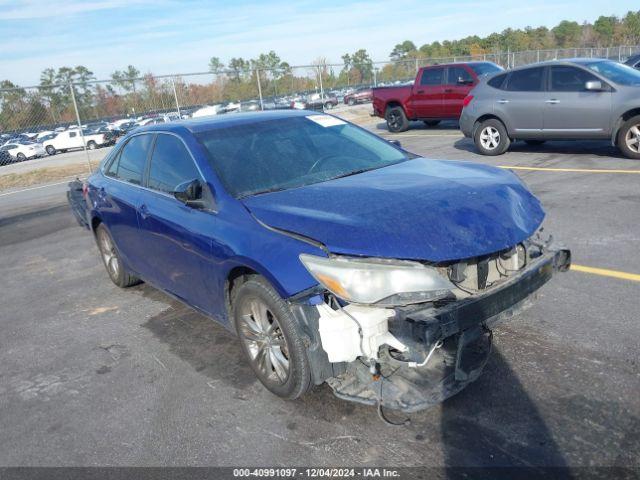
(571, 264, 640, 282)
(499, 165, 640, 174)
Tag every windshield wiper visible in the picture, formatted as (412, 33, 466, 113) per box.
(326, 168, 373, 181)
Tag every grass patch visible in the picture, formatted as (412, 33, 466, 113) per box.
(0, 163, 94, 191)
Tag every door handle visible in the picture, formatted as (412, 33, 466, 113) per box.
(417, 89, 424, 94)
(497, 99, 509, 104)
(546, 99, 560, 104)
(139, 204, 149, 219)
(444, 88, 453, 93)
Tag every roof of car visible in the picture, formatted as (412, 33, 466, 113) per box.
(136, 109, 318, 135)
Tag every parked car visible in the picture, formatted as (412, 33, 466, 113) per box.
(0, 141, 46, 161)
(460, 59, 640, 159)
(372, 61, 503, 132)
(42, 128, 113, 155)
(343, 87, 373, 106)
(0, 149, 14, 166)
(72, 110, 570, 412)
(292, 93, 338, 111)
(624, 53, 640, 70)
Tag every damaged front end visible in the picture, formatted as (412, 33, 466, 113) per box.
(289, 232, 571, 413)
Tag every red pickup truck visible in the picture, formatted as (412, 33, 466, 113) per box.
(372, 61, 502, 132)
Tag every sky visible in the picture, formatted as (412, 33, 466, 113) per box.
(0, 0, 638, 86)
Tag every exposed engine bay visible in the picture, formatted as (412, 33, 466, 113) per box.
(290, 232, 571, 413)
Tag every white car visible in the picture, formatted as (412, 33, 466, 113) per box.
(192, 105, 222, 118)
(42, 129, 111, 155)
(0, 142, 46, 161)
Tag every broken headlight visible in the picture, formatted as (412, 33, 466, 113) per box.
(299, 254, 455, 306)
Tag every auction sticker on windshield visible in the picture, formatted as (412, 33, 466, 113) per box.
(306, 115, 346, 127)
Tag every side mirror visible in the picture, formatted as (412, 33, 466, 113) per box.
(389, 139, 401, 147)
(585, 80, 603, 91)
(174, 178, 205, 208)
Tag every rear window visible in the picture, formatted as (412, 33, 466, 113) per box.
(106, 134, 152, 185)
(506, 67, 545, 92)
(420, 68, 444, 86)
(487, 73, 507, 89)
(468, 63, 503, 77)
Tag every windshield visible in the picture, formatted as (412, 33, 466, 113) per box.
(469, 62, 503, 76)
(584, 60, 640, 86)
(196, 115, 411, 198)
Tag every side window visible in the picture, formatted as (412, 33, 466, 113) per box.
(420, 68, 444, 86)
(447, 66, 474, 85)
(506, 67, 545, 92)
(550, 66, 600, 92)
(107, 134, 152, 185)
(488, 73, 507, 89)
(69, 131, 77, 138)
(148, 134, 201, 194)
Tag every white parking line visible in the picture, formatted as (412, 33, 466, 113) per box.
(0, 176, 85, 197)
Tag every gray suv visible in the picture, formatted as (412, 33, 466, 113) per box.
(459, 59, 640, 159)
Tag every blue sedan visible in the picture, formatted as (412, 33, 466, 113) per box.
(78, 110, 570, 412)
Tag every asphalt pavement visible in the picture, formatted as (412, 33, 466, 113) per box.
(0, 121, 638, 469)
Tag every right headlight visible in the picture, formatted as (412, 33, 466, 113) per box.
(299, 254, 454, 306)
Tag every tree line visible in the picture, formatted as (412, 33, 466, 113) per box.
(1, 11, 639, 132)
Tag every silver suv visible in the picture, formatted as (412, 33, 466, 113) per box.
(459, 59, 640, 159)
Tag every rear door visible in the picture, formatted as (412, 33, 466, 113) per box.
(136, 133, 216, 311)
(542, 65, 612, 137)
(100, 133, 154, 274)
(410, 67, 445, 118)
(443, 65, 476, 118)
(494, 66, 546, 135)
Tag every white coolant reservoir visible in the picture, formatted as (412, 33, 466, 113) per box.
(316, 303, 407, 363)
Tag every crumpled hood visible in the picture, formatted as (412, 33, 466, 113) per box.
(242, 158, 545, 262)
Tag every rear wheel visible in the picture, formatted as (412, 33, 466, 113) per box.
(385, 106, 409, 133)
(324, 102, 333, 110)
(16, 153, 26, 161)
(424, 120, 441, 127)
(232, 276, 312, 399)
(87, 141, 97, 150)
(524, 140, 546, 146)
(348, 97, 356, 106)
(45, 145, 56, 155)
(474, 119, 510, 156)
(95, 224, 140, 288)
(618, 115, 640, 159)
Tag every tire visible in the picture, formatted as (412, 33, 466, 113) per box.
(424, 120, 441, 127)
(474, 119, 511, 156)
(617, 115, 640, 160)
(16, 153, 26, 161)
(385, 106, 409, 133)
(348, 97, 356, 106)
(45, 145, 56, 155)
(324, 102, 333, 110)
(232, 275, 312, 399)
(524, 140, 546, 146)
(95, 224, 141, 288)
(87, 141, 97, 150)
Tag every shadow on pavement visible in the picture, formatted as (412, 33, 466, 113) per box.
(453, 137, 623, 159)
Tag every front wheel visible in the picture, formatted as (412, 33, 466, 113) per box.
(16, 153, 26, 161)
(385, 106, 409, 133)
(87, 141, 97, 150)
(348, 98, 356, 106)
(618, 115, 640, 159)
(45, 145, 56, 155)
(232, 276, 312, 399)
(474, 119, 510, 156)
(324, 102, 333, 110)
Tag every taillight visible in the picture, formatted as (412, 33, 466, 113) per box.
(462, 95, 474, 108)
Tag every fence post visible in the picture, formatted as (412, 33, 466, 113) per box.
(69, 82, 93, 172)
(171, 77, 181, 118)
(415, 57, 419, 73)
(537, 50, 540, 63)
(373, 68, 377, 87)
(318, 66, 324, 108)
(256, 69, 264, 111)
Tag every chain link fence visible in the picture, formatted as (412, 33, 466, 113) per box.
(1, 45, 638, 188)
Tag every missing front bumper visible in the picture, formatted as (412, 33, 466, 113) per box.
(325, 246, 571, 412)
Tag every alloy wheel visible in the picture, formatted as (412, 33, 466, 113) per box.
(388, 112, 400, 130)
(98, 230, 120, 279)
(237, 297, 290, 384)
(480, 126, 501, 150)
(625, 124, 640, 153)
